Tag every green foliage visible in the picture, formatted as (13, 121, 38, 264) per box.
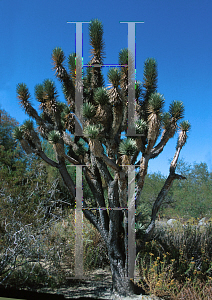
(16, 83, 31, 103)
(82, 102, 96, 119)
(48, 130, 61, 144)
(12, 126, 23, 140)
(107, 68, 121, 88)
(169, 100, 184, 121)
(143, 57, 158, 99)
(21, 119, 34, 132)
(89, 19, 105, 62)
(180, 120, 191, 132)
(52, 47, 65, 66)
(118, 48, 128, 66)
(148, 92, 165, 116)
(83, 124, 103, 139)
(139, 159, 212, 221)
(135, 119, 147, 134)
(169, 159, 212, 219)
(93, 87, 109, 105)
(138, 172, 173, 216)
(34, 84, 44, 102)
(119, 138, 137, 156)
(43, 79, 58, 101)
(137, 222, 212, 299)
(161, 112, 172, 130)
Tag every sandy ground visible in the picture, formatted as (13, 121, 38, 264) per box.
(33, 266, 164, 300)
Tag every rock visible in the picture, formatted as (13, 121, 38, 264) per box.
(198, 217, 206, 226)
(167, 219, 178, 226)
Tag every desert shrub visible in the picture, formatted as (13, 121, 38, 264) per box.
(136, 220, 212, 299)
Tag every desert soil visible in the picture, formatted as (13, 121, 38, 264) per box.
(33, 266, 164, 300)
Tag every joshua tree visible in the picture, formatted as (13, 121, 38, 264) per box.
(13, 19, 191, 296)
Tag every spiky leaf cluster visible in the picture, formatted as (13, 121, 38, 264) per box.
(169, 100, 184, 121)
(89, 19, 105, 63)
(161, 112, 172, 130)
(107, 68, 121, 88)
(21, 120, 34, 132)
(176, 121, 191, 149)
(61, 104, 70, 120)
(12, 126, 24, 140)
(180, 120, 191, 132)
(48, 130, 61, 144)
(94, 87, 109, 105)
(35, 79, 58, 113)
(52, 47, 65, 67)
(68, 53, 76, 81)
(135, 119, 147, 135)
(118, 48, 128, 93)
(148, 92, 165, 117)
(82, 102, 96, 119)
(107, 68, 123, 106)
(119, 48, 128, 66)
(143, 58, 158, 97)
(16, 83, 31, 111)
(35, 84, 44, 103)
(43, 79, 57, 101)
(83, 124, 103, 139)
(119, 138, 137, 156)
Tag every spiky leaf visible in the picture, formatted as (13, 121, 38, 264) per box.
(169, 100, 184, 121)
(43, 79, 58, 101)
(89, 19, 105, 62)
(52, 47, 65, 67)
(119, 138, 137, 156)
(48, 130, 61, 144)
(21, 120, 34, 132)
(135, 119, 147, 134)
(161, 112, 172, 129)
(143, 58, 158, 94)
(13, 127, 24, 140)
(35, 84, 44, 102)
(148, 92, 165, 115)
(118, 48, 128, 66)
(82, 102, 96, 119)
(94, 87, 109, 105)
(107, 68, 121, 88)
(179, 120, 191, 132)
(83, 124, 103, 139)
(16, 83, 31, 104)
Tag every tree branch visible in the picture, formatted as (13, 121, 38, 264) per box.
(102, 153, 120, 172)
(150, 125, 176, 159)
(96, 157, 113, 186)
(35, 149, 59, 168)
(82, 161, 109, 233)
(58, 158, 76, 198)
(145, 143, 186, 238)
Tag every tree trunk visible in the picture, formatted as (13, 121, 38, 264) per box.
(108, 249, 135, 296)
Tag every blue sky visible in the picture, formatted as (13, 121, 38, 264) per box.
(0, 0, 211, 176)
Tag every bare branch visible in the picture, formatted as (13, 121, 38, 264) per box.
(35, 149, 59, 168)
